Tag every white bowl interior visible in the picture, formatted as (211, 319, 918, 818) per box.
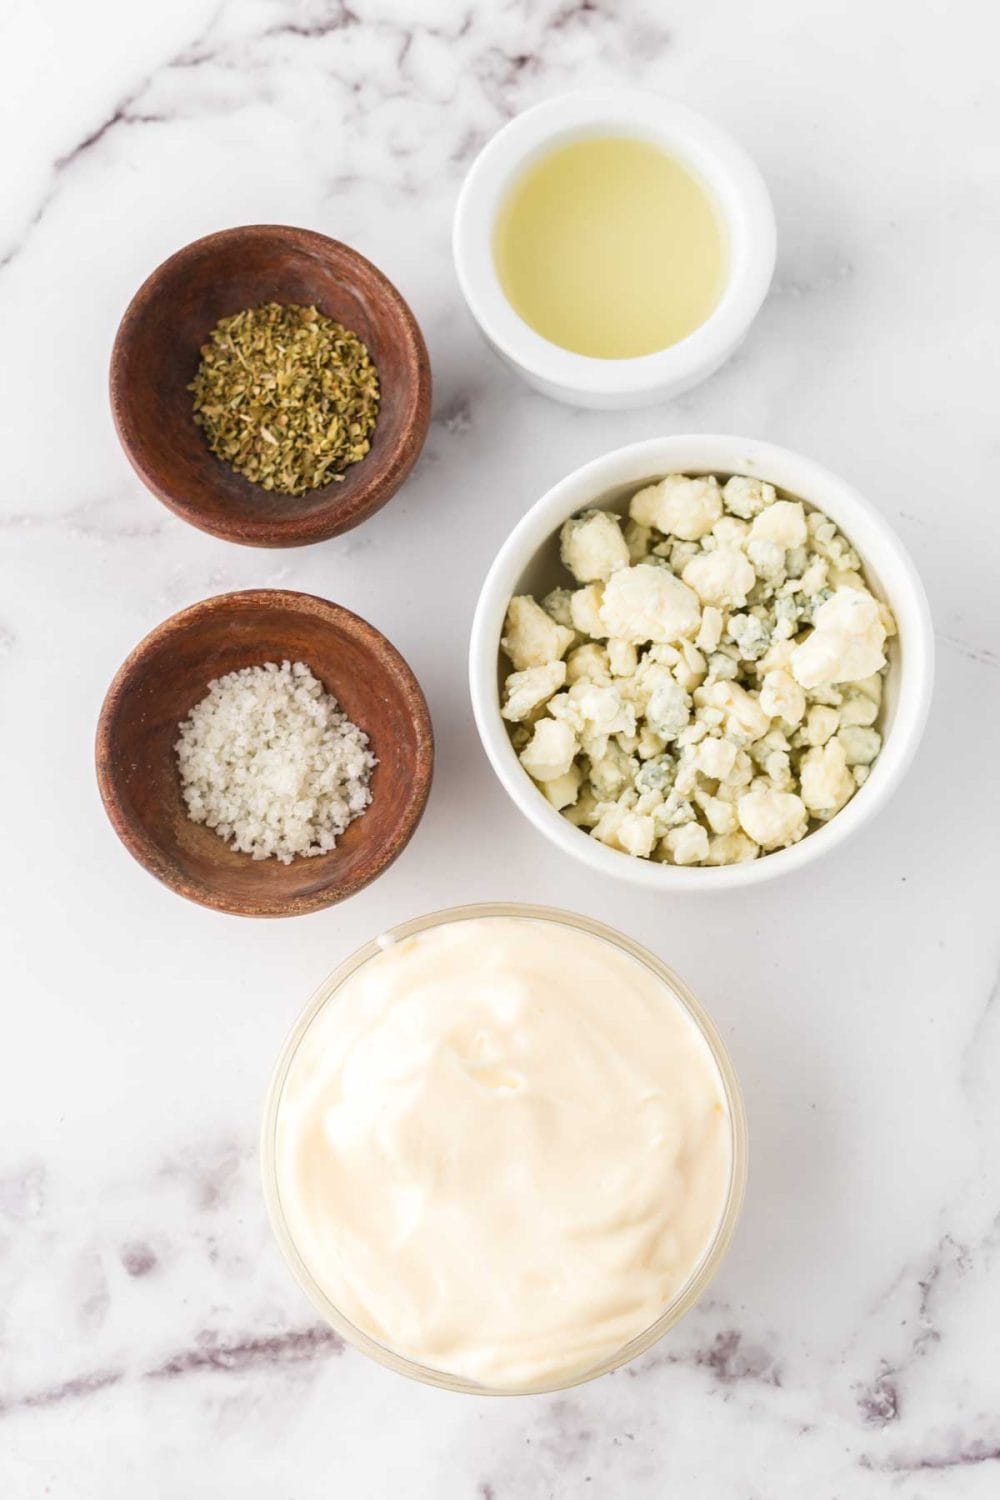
(454, 94, 776, 404)
(472, 436, 933, 890)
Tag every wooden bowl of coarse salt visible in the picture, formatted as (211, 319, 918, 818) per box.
(95, 590, 433, 917)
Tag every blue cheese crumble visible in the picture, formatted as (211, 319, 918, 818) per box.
(500, 474, 897, 866)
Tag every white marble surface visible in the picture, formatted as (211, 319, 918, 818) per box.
(2, 0, 999, 1493)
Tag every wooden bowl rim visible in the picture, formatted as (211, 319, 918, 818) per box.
(109, 225, 432, 548)
(95, 588, 434, 917)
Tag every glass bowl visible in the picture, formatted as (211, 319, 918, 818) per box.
(261, 902, 747, 1395)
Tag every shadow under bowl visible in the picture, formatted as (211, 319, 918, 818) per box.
(109, 225, 432, 547)
(96, 589, 434, 916)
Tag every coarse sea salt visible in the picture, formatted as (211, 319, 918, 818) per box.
(175, 660, 376, 864)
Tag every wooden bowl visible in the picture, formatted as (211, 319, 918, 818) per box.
(109, 226, 432, 547)
(95, 590, 434, 916)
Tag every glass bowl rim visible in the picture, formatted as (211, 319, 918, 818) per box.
(260, 900, 748, 1396)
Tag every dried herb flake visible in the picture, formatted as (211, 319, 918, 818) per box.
(189, 302, 380, 496)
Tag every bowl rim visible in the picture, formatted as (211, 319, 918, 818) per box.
(469, 434, 935, 891)
(95, 587, 434, 917)
(260, 901, 748, 1395)
(453, 90, 776, 398)
(109, 224, 432, 548)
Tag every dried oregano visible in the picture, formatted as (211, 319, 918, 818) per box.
(189, 302, 380, 496)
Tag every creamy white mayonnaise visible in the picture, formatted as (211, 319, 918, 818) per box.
(273, 916, 732, 1389)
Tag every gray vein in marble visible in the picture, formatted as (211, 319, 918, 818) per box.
(853, 1235, 960, 1422)
(854, 1213, 1000, 1471)
(855, 1367, 898, 1427)
(770, 261, 855, 300)
(0, 497, 165, 541)
(55, 107, 168, 172)
(74, 1246, 112, 1335)
(0, 2, 225, 269)
(938, 631, 1000, 670)
(627, 1327, 782, 1389)
(263, 0, 360, 44)
(863, 1431, 1000, 1473)
(0, 1163, 46, 1221)
(532, 1397, 596, 1468)
(147, 1323, 344, 1379)
(0, 1369, 125, 1418)
(159, 1138, 248, 1212)
(1, 0, 673, 284)
(432, 396, 474, 435)
(120, 1241, 159, 1278)
(0, 1323, 342, 1420)
(961, 964, 1000, 1088)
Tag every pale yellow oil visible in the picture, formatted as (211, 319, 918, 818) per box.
(493, 135, 726, 360)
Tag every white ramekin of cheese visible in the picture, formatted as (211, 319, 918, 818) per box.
(262, 904, 746, 1395)
(453, 91, 775, 408)
(469, 435, 934, 890)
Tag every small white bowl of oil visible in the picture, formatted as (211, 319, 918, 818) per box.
(453, 91, 776, 409)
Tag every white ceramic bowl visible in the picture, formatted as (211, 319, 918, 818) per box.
(469, 435, 934, 890)
(453, 91, 776, 409)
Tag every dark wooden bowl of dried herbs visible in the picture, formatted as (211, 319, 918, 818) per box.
(110, 226, 432, 547)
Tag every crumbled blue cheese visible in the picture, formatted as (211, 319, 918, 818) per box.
(749, 500, 808, 549)
(727, 612, 771, 661)
(501, 662, 567, 723)
(791, 589, 887, 690)
(722, 475, 775, 519)
(799, 738, 855, 817)
(759, 668, 806, 727)
(696, 605, 724, 653)
(837, 725, 882, 765)
(500, 472, 896, 866)
(518, 719, 578, 782)
(565, 642, 610, 685)
(645, 679, 692, 740)
(737, 788, 808, 850)
(664, 822, 710, 865)
(502, 596, 574, 671)
(607, 638, 638, 677)
(560, 509, 630, 583)
(542, 765, 583, 810)
(630, 474, 723, 539)
(541, 588, 576, 631)
(682, 548, 756, 610)
(599, 563, 702, 644)
(569, 583, 606, 639)
(801, 704, 841, 747)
